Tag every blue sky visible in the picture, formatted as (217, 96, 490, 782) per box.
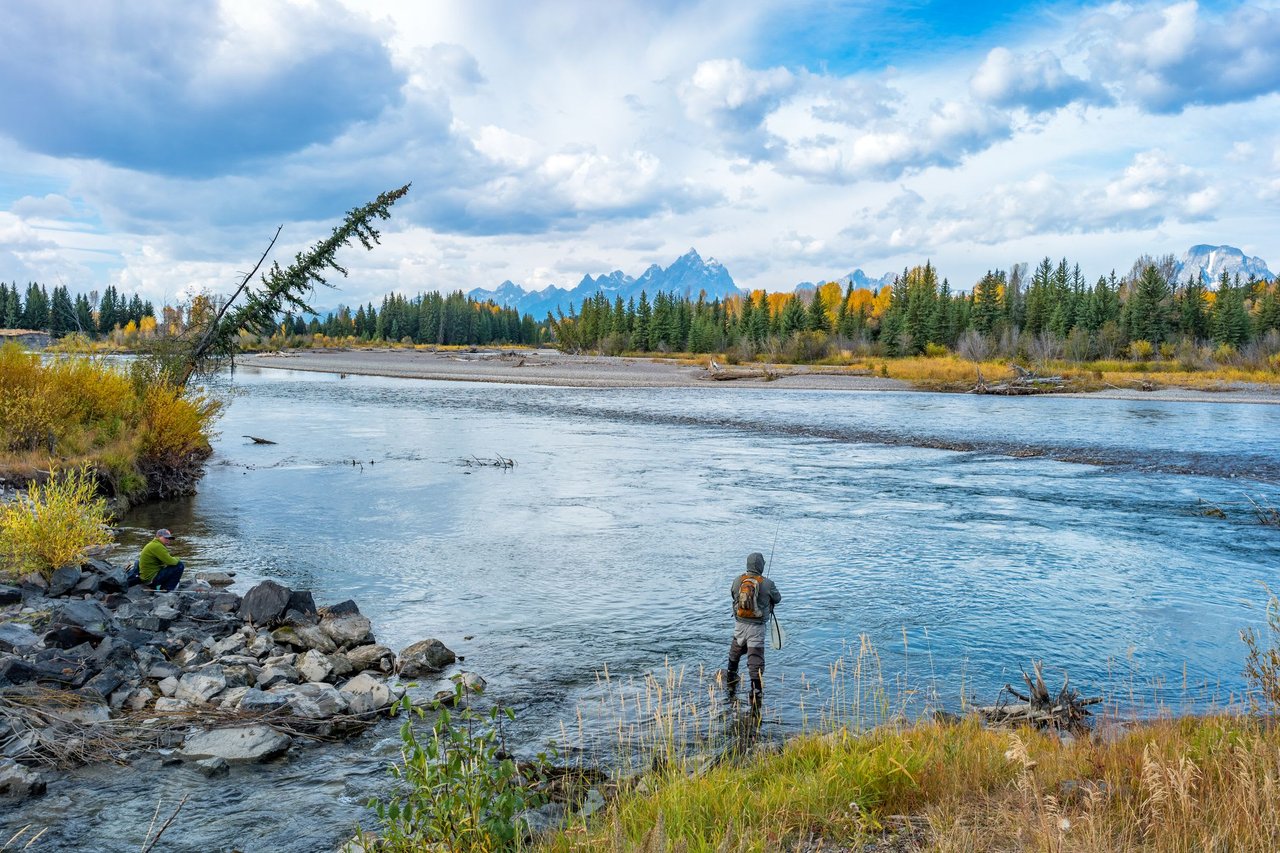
(0, 0, 1278, 307)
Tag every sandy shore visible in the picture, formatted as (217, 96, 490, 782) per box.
(238, 348, 910, 392)
(238, 348, 1280, 404)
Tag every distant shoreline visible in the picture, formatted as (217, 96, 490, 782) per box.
(237, 348, 1280, 404)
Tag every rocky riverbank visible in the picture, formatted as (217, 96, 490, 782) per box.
(0, 558, 470, 802)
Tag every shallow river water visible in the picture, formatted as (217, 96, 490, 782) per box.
(7, 366, 1280, 851)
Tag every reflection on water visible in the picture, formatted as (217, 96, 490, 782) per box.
(8, 367, 1280, 850)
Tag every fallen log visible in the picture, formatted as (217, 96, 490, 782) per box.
(974, 660, 1101, 731)
(242, 435, 277, 445)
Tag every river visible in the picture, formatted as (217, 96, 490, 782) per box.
(7, 365, 1280, 851)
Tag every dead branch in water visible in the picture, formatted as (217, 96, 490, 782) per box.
(459, 455, 516, 470)
(242, 435, 277, 445)
(972, 364, 1068, 395)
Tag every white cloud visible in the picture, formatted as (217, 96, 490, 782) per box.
(1085, 1, 1280, 113)
(970, 47, 1109, 112)
(679, 58, 798, 159)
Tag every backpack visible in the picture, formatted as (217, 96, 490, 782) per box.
(735, 573, 764, 619)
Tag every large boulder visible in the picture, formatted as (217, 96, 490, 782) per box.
(180, 726, 291, 763)
(296, 650, 333, 683)
(174, 666, 228, 705)
(0, 758, 46, 800)
(345, 644, 395, 674)
(0, 622, 40, 654)
(339, 673, 393, 716)
(46, 565, 83, 597)
(272, 625, 337, 654)
(320, 615, 373, 648)
(238, 581, 293, 626)
(53, 600, 114, 633)
(398, 639, 456, 678)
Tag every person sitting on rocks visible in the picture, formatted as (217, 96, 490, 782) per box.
(138, 528, 185, 591)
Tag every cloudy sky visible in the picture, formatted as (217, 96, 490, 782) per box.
(1, 0, 1278, 308)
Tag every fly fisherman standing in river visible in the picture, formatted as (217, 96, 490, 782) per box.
(726, 552, 782, 709)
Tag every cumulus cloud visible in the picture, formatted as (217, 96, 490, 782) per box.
(679, 58, 798, 159)
(0, 0, 404, 176)
(10, 194, 81, 220)
(1084, 1, 1280, 113)
(782, 100, 1012, 183)
(839, 150, 1221, 256)
(970, 47, 1110, 112)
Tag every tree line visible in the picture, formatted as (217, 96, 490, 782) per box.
(546, 256, 1280, 363)
(0, 282, 155, 338)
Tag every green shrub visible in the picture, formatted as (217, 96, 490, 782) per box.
(372, 684, 555, 852)
(924, 342, 949, 358)
(1129, 339, 1155, 361)
(0, 467, 112, 579)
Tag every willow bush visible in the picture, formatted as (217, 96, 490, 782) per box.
(0, 467, 112, 579)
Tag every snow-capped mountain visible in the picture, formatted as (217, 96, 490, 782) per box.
(793, 269, 896, 294)
(1174, 245, 1274, 285)
(467, 249, 742, 318)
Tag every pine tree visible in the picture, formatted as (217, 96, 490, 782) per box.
(805, 288, 828, 333)
(1126, 265, 1172, 344)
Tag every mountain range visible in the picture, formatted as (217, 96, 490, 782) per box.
(464, 244, 1274, 318)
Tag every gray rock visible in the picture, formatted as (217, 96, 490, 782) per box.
(326, 599, 361, 617)
(148, 661, 183, 681)
(0, 757, 46, 800)
(18, 572, 47, 592)
(209, 592, 242, 614)
(270, 683, 347, 718)
(46, 565, 83, 597)
(398, 639, 456, 678)
(196, 756, 230, 777)
(516, 802, 567, 838)
(0, 622, 40, 654)
(327, 652, 354, 680)
(339, 673, 393, 716)
(154, 697, 190, 712)
(94, 564, 128, 594)
(246, 634, 274, 658)
(0, 585, 23, 605)
(286, 589, 317, 617)
(296, 650, 333, 683)
(579, 788, 607, 819)
(180, 725, 291, 763)
(238, 580, 293, 626)
(42, 625, 104, 649)
(127, 688, 155, 711)
(157, 676, 179, 697)
(196, 571, 236, 586)
(174, 644, 212, 668)
(237, 688, 288, 713)
(72, 573, 100, 595)
(256, 665, 299, 689)
(175, 666, 227, 704)
(211, 633, 247, 657)
(272, 625, 336, 654)
(454, 671, 486, 694)
(0, 658, 37, 687)
(54, 600, 114, 633)
(217, 686, 251, 709)
(321, 615, 373, 648)
(81, 668, 126, 701)
(345, 644, 395, 674)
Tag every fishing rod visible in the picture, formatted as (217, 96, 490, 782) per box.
(767, 520, 785, 651)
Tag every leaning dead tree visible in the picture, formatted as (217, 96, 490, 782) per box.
(143, 184, 410, 388)
(975, 661, 1101, 730)
(972, 364, 1068, 395)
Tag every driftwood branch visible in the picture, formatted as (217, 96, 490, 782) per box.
(141, 794, 189, 853)
(976, 660, 1100, 731)
(972, 364, 1067, 395)
(242, 435, 277, 445)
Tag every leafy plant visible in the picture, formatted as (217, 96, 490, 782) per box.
(372, 683, 555, 852)
(0, 467, 112, 579)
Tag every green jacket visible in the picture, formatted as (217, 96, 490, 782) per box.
(139, 538, 179, 582)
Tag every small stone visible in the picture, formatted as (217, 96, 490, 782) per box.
(0, 757, 46, 800)
(271, 682, 347, 718)
(327, 652, 354, 680)
(157, 676, 180, 697)
(398, 639, 456, 678)
(218, 686, 251, 709)
(0, 658, 38, 687)
(256, 665, 299, 689)
(297, 650, 334, 683)
(339, 673, 393, 716)
(196, 571, 236, 587)
(326, 599, 360, 617)
(46, 565, 83, 597)
(195, 756, 230, 777)
(237, 688, 288, 713)
(345, 644, 395, 674)
(148, 661, 183, 681)
(53, 600, 114, 633)
(154, 697, 190, 712)
(212, 634, 247, 657)
(127, 688, 155, 711)
(0, 622, 40, 654)
(452, 671, 486, 694)
(286, 589, 317, 617)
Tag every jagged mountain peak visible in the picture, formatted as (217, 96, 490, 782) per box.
(1175, 244, 1274, 285)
